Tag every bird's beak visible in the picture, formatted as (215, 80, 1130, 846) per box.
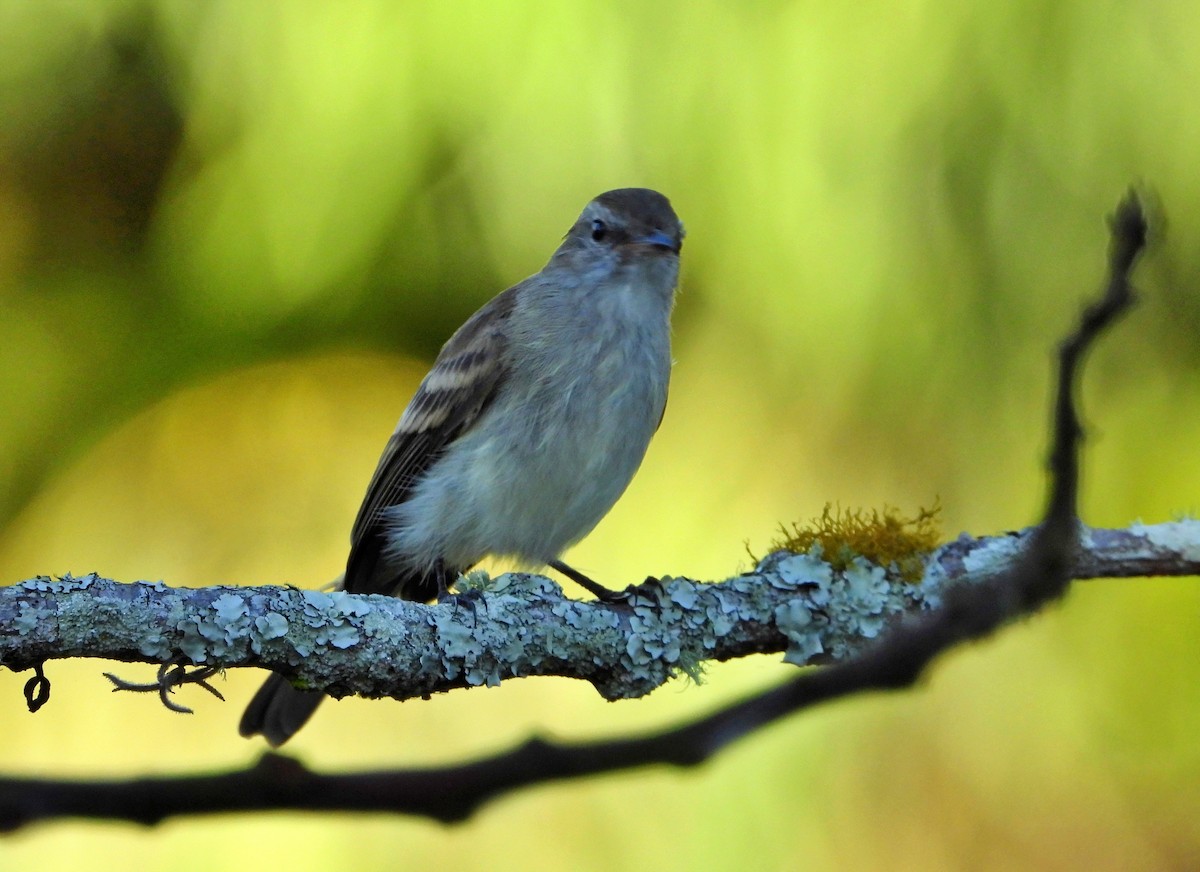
(631, 230, 681, 254)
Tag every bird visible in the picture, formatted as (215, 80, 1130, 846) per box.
(239, 187, 684, 745)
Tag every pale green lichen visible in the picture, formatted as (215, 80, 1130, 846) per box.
(57, 572, 99, 591)
(325, 590, 373, 617)
(175, 618, 211, 662)
(253, 612, 289, 640)
(914, 558, 949, 610)
(1134, 519, 1200, 562)
(433, 613, 484, 660)
(768, 550, 835, 590)
(138, 632, 171, 659)
(359, 606, 408, 646)
(166, 590, 258, 662)
(961, 535, 1025, 577)
(326, 623, 363, 649)
(292, 588, 367, 653)
(609, 582, 708, 688)
(836, 559, 889, 630)
(212, 594, 247, 624)
(14, 604, 47, 635)
(753, 543, 933, 664)
(775, 600, 819, 664)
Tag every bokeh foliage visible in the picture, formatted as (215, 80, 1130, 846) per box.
(1, 1, 1199, 869)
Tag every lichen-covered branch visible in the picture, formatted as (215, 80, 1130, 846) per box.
(2, 520, 1196, 706)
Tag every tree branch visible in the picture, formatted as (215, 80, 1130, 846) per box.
(2, 519, 1194, 708)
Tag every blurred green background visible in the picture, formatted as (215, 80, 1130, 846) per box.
(1, 1, 1199, 869)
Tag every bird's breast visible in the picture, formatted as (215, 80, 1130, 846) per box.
(385, 276, 673, 571)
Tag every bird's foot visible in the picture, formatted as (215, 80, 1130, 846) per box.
(436, 585, 486, 623)
(600, 576, 666, 606)
(550, 560, 664, 606)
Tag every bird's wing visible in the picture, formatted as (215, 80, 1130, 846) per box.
(344, 286, 518, 595)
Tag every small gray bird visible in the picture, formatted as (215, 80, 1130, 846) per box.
(239, 187, 684, 745)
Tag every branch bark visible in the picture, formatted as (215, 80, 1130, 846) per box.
(2, 520, 1195, 708)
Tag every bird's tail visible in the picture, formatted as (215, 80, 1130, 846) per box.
(239, 572, 343, 746)
(238, 673, 325, 747)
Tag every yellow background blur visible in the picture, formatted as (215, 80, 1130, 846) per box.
(2, 2, 1199, 869)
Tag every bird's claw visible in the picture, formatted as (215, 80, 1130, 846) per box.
(594, 586, 633, 605)
(437, 587, 485, 623)
(596, 576, 665, 606)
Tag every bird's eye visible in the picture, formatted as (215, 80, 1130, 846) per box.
(590, 219, 607, 242)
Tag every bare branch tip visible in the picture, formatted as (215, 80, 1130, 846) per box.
(1109, 188, 1150, 270)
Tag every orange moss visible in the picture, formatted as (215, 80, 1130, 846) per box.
(751, 502, 941, 583)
